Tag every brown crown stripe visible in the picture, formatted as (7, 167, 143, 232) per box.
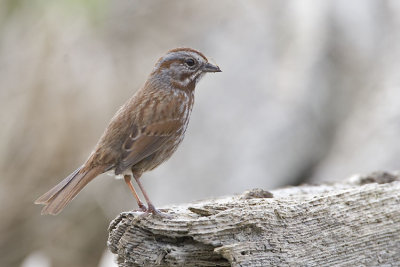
(167, 47, 208, 61)
(155, 48, 208, 73)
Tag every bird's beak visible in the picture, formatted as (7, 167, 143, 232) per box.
(203, 62, 222, 73)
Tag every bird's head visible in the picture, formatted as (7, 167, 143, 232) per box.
(150, 48, 221, 91)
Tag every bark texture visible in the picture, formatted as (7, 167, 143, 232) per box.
(107, 172, 400, 266)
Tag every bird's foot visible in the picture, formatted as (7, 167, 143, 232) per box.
(140, 203, 173, 219)
(137, 202, 147, 212)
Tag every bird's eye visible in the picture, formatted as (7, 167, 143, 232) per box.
(185, 58, 196, 67)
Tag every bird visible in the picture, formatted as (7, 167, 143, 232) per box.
(35, 47, 221, 215)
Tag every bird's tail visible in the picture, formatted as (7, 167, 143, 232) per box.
(34, 165, 103, 215)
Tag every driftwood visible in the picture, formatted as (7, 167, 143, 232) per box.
(107, 172, 400, 266)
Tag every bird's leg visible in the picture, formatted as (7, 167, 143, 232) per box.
(124, 175, 147, 212)
(133, 175, 163, 216)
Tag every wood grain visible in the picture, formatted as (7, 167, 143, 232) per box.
(108, 172, 400, 266)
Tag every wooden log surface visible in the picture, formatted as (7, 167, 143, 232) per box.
(107, 172, 400, 266)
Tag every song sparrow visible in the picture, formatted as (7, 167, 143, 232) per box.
(35, 48, 221, 215)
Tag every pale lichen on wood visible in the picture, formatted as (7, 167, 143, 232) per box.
(107, 172, 400, 266)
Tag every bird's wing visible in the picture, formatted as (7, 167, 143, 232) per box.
(115, 119, 183, 174)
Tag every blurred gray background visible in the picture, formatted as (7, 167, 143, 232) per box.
(1, 0, 400, 266)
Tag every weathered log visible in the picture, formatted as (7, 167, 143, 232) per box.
(107, 172, 400, 266)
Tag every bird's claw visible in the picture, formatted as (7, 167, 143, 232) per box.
(137, 203, 173, 219)
(137, 202, 147, 212)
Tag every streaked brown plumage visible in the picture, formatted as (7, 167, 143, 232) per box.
(35, 48, 221, 215)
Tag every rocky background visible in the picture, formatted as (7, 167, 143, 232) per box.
(1, 1, 400, 266)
